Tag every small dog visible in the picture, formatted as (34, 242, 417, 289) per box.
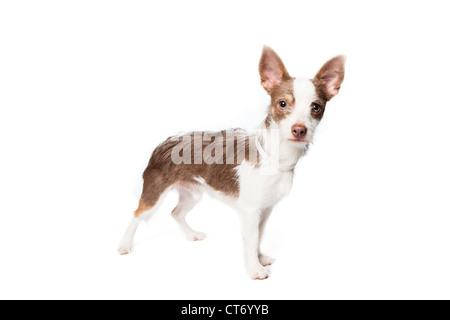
(118, 46, 345, 280)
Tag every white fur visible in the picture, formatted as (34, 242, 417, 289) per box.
(172, 184, 206, 241)
(117, 217, 140, 255)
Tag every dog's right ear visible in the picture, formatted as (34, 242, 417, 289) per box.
(259, 46, 291, 94)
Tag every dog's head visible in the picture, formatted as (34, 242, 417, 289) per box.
(259, 46, 345, 146)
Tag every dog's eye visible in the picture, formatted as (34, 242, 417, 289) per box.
(279, 101, 287, 109)
(311, 103, 322, 113)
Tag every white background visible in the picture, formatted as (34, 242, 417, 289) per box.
(1, 1, 449, 300)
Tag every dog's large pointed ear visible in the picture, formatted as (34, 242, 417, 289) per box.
(259, 46, 291, 94)
(313, 55, 346, 100)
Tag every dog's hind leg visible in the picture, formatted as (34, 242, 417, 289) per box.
(117, 215, 141, 255)
(118, 170, 171, 255)
(171, 184, 206, 241)
(117, 191, 169, 255)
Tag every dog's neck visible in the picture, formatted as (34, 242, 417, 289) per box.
(254, 120, 308, 172)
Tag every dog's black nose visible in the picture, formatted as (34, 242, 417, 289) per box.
(291, 124, 307, 139)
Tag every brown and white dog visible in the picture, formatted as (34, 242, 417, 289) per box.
(118, 46, 345, 280)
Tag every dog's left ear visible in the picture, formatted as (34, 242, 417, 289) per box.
(313, 55, 346, 100)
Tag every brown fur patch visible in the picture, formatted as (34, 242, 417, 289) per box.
(310, 79, 328, 121)
(264, 78, 295, 126)
(135, 130, 259, 216)
(311, 78, 329, 103)
(310, 103, 326, 121)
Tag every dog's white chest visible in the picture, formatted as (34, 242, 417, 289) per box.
(274, 170, 294, 199)
(237, 163, 294, 209)
(267, 170, 293, 205)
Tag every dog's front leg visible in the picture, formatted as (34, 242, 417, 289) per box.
(258, 207, 275, 267)
(239, 209, 271, 280)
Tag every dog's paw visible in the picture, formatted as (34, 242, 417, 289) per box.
(117, 242, 133, 255)
(247, 265, 271, 280)
(259, 254, 276, 266)
(186, 231, 207, 242)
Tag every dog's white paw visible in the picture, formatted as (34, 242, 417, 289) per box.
(259, 254, 276, 266)
(118, 242, 133, 255)
(186, 231, 207, 242)
(247, 265, 271, 280)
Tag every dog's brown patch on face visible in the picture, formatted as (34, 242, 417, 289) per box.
(311, 78, 329, 103)
(310, 103, 326, 121)
(135, 131, 259, 216)
(265, 78, 295, 126)
(310, 79, 328, 121)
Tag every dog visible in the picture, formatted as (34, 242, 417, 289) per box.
(118, 46, 345, 280)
